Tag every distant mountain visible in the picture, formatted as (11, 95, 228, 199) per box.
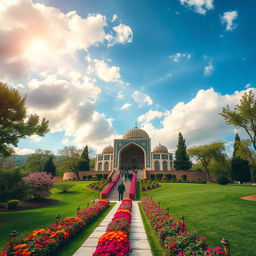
(11, 154, 32, 165)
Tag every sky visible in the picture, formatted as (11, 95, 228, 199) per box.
(1, 0, 255, 156)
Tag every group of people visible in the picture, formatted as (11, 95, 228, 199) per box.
(117, 169, 137, 201)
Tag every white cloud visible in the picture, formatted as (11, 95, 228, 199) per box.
(132, 91, 153, 107)
(112, 14, 118, 22)
(204, 63, 214, 76)
(221, 11, 238, 31)
(107, 24, 133, 46)
(169, 52, 191, 62)
(116, 91, 124, 99)
(15, 147, 34, 155)
(179, 0, 214, 14)
(87, 59, 121, 83)
(30, 135, 42, 142)
(120, 103, 131, 110)
(137, 110, 164, 123)
(138, 88, 254, 153)
(62, 138, 69, 144)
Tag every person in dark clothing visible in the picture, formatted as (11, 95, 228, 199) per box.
(117, 181, 125, 201)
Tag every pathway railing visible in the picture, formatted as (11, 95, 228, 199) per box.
(129, 173, 137, 200)
(101, 174, 120, 199)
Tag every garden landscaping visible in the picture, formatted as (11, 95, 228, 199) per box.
(141, 183, 256, 256)
(0, 181, 101, 250)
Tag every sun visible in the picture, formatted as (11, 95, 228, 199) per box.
(25, 38, 48, 61)
(30, 39, 47, 53)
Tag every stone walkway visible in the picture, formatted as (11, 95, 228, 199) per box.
(73, 201, 152, 256)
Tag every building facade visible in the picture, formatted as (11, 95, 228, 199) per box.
(95, 125, 173, 172)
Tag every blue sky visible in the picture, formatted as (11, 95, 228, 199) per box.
(1, 0, 255, 155)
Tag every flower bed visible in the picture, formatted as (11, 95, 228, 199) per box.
(93, 198, 132, 255)
(141, 198, 224, 256)
(0, 199, 110, 256)
(102, 174, 120, 199)
(129, 174, 136, 200)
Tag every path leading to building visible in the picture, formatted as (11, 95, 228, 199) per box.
(73, 201, 152, 256)
(107, 176, 131, 201)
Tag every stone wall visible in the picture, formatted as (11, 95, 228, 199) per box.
(146, 170, 207, 181)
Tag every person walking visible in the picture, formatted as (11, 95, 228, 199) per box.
(117, 181, 125, 201)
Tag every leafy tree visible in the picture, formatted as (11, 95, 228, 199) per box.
(23, 172, 54, 199)
(0, 168, 28, 203)
(57, 146, 82, 180)
(231, 134, 250, 183)
(188, 142, 226, 182)
(0, 82, 49, 157)
(43, 156, 56, 176)
(25, 149, 52, 173)
(78, 145, 90, 171)
(0, 155, 16, 170)
(220, 90, 256, 150)
(174, 132, 192, 170)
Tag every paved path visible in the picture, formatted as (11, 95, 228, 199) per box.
(73, 201, 152, 256)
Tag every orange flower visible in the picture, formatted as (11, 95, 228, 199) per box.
(14, 244, 27, 250)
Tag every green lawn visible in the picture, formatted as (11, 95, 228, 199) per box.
(142, 183, 256, 256)
(0, 181, 103, 250)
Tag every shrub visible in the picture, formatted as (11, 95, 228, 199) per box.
(165, 174, 172, 180)
(103, 174, 108, 179)
(83, 175, 87, 180)
(182, 174, 187, 180)
(96, 174, 103, 180)
(54, 181, 75, 192)
(150, 174, 156, 180)
(156, 174, 163, 180)
(7, 199, 19, 209)
(172, 174, 176, 179)
(217, 173, 229, 185)
(87, 175, 92, 180)
(0, 168, 28, 203)
(162, 176, 167, 182)
(23, 172, 54, 199)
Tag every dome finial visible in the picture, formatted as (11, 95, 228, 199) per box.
(135, 121, 138, 128)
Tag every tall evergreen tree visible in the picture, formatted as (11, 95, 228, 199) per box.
(78, 145, 90, 171)
(231, 134, 250, 183)
(43, 156, 56, 176)
(174, 133, 192, 170)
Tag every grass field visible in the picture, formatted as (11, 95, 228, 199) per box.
(142, 183, 256, 256)
(0, 181, 103, 251)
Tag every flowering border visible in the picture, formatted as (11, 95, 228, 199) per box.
(93, 198, 132, 255)
(141, 198, 224, 256)
(102, 174, 120, 199)
(0, 199, 110, 256)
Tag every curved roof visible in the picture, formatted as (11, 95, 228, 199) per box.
(153, 143, 168, 153)
(123, 126, 149, 140)
(102, 145, 113, 154)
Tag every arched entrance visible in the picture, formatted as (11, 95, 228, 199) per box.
(119, 143, 145, 170)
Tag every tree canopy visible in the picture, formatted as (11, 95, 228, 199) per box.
(78, 145, 90, 171)
(174, 132, 192, 170)
(0, 82, 49, 157)
(188, 141, 226, 182)
(43, 156, 56, 176)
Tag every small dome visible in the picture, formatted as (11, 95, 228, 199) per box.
(153, 144, 168, 153)
(102, 145, 113, 154)
(123, 126, 149, 140)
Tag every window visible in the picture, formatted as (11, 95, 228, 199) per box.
(98, 162, 102, 171)
(104, 161, 109, 171)
(153, 154, 160, 159)
(98, 155, 103, 161)
(154, 161, 160, 171)
(162, 154, 168, 159)
(163, 161, 168, 171)
(104, 155, 110, 160)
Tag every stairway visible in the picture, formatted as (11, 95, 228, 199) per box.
(107, 176, 131, 201)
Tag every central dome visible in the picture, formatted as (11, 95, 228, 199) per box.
(123, 126, 149, 140)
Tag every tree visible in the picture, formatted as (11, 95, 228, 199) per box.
(188, 142, 226, 182)
(231, 134, 250, 183)
(78, 145, 90, 171)
(174, 133, 192, 170)
(57, 146, 82, 180)
(25, 149, 52, 173)
(0, 82, 49, 157)
(0, 168, 28, 203)
(43, 156, 56, 176)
